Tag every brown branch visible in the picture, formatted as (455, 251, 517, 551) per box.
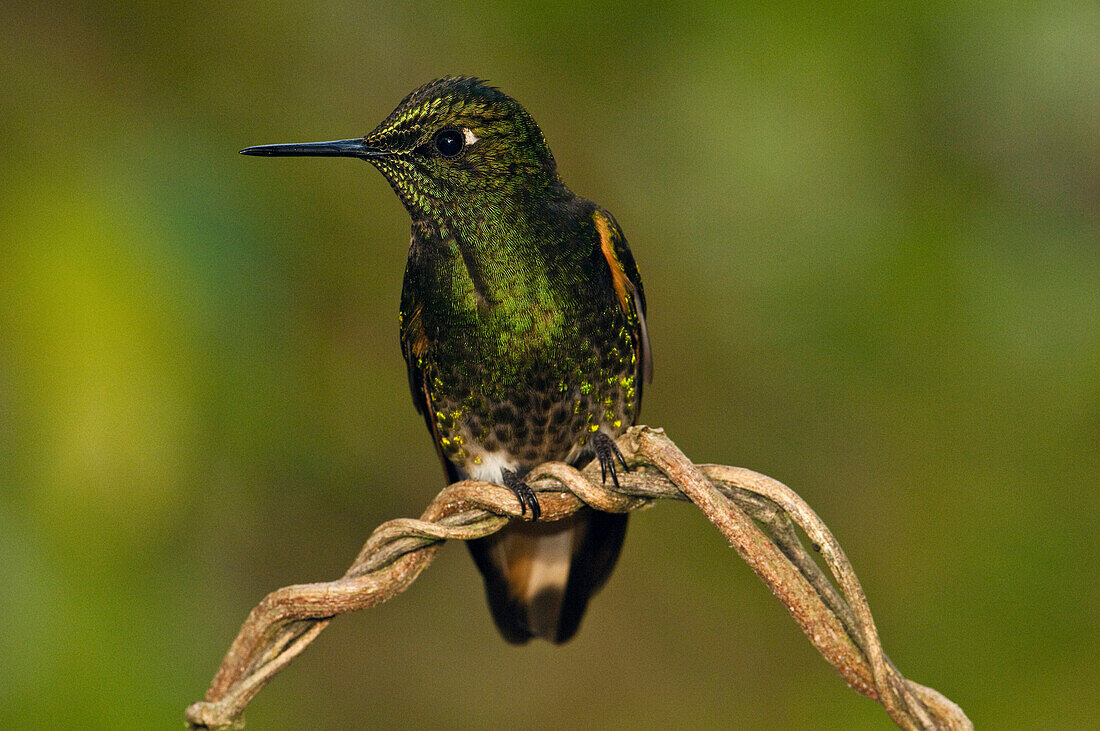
(186, 426, 971, 731)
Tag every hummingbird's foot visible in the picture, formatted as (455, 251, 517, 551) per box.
(592, 432, 629, 490)
(502, 469, 541, 520)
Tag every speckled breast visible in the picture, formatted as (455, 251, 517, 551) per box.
(427, 318, 639, 477)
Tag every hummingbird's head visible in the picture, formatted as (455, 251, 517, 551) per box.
(241, 77, 563, 222)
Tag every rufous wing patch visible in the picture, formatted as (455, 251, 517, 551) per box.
(594, 211, 633, 312)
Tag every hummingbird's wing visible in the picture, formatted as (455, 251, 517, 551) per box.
(399, 298, 460, 484)
(593, 208, 652, 390)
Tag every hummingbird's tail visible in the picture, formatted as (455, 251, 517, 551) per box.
(466, 507, 627, 644)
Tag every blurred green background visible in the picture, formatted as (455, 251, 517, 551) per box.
(2, 1, 1097, 728)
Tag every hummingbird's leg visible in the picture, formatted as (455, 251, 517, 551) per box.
(502, 468, 541, 520)
(592, 432, 630, 490)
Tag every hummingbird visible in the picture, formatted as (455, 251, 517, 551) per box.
(241, 77, 651, 644)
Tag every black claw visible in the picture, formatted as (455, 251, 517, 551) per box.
(502, 469, 541, 520)
(592, 432, 629, 490)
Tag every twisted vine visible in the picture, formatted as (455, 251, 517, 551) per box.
(186, 426, 970, 730)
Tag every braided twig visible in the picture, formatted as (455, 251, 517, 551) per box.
(186, 426, 970, 730)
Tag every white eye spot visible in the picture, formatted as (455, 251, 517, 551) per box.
(463, 128, 480, 146)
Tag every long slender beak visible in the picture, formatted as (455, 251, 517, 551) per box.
(239, 138, 385, 159)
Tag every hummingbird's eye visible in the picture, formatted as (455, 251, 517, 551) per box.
(433, 128, 465, 159)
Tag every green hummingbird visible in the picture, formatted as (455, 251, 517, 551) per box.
(241, 77, 651, 644)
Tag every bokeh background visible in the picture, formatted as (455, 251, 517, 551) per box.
(2, 2, 1098, 728)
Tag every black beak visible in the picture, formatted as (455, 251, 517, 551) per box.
(239, 138, 386, 159)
